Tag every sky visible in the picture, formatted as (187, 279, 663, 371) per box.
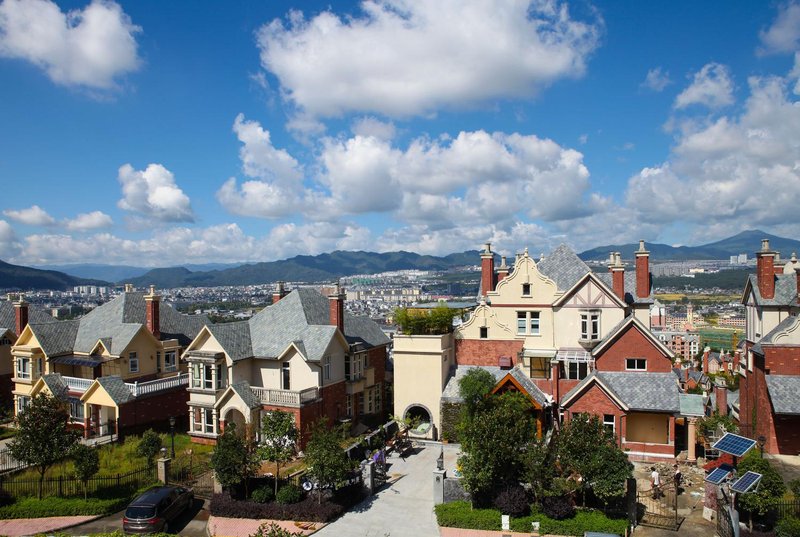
(1, 0, 799, 267)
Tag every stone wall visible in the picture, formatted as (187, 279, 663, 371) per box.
(444, 476, 470, 503)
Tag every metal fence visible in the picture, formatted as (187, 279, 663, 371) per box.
(774, 498, 800, 520)
(0, 465, 157, 498)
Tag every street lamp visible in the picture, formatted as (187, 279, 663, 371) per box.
(169, 416, 176, 459)
(757, 435, 766, 457)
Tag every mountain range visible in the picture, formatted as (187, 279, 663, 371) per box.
(3, 229, 797, 290)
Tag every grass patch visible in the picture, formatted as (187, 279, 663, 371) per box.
(0, 426, 17, 441)
(11, 433, 213, 481)
(435, 501, 628, 537)
(0, 496, 129, 519)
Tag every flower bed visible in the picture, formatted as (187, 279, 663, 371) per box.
(435, 501, 629, 536)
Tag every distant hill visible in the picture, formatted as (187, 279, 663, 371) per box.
(128, 250, 481, 288)
(579, 230, 800, 261)
(0, 260, 109, 291)
(34, 263, 150, 282)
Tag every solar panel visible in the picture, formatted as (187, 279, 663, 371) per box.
(712, 433, 757, 457)
(705, 464, 734, 484)
(731, 471, 763, 494)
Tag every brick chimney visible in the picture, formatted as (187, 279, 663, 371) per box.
(715, 379, 728, 417)
(272, 281, 287, 304)
(12, 294, 28, 337)
(756, 239, 776, 299)
(480, 243, 495, 296)
(328, 281, 345, 333)
(496, 256, 509, 283)
(635, 240, 650, 299)
(702, 346, 710, 373)
(608, 252, 625, 301)
(144, 285, 161, 340)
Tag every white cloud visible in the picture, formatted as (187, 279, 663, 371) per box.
(758, 2, 800, 56)
(216, 114, 305, 218)
(257, 0, 601, 122)
(674, 63, 735, 110)
(3, 204, 55, 226)
(0, 0, 141, 90)
(0, 219, 21, 259)
(117, 163, 195, 223)
(641, 67, 671, 92)
(627, 72, 800, 234)
(351, 117, 396, 141)
(64, 210, 112, 231)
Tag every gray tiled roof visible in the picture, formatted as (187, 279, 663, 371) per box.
(765, 375, 800, 415)
(0, 301, 53, 335)
(28, 320, 79, 357)
(746, 274, 798, 307)
(40, 373, 69, 400)
(95, 376, 134, 405)
(537, 244, 591, 292)
(508, 366, 549, 406)
(595, 271, 655, 305)
(441, 365, 502, 401)
(230, 381, 261, 409)
(212, 288, 389, 363)
(563, 371, 680, 412)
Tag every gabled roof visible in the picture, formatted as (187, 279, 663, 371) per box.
(751, 315, 800, 355)
(743, 274, 797, 307)
(83, 376, 134, 405)
(765, 375, 800, 415)
(537, 244, 592, 292)
(33, 373, 69, 400)
(215, 381, 261, 410)
(207, 288, 389, 363)
(552, 271, 627, 308)
(591, 314, 675, 360)
(26, 320, 80, 357)
(562, 371, 680, 412)
(491, 366, 550, 407)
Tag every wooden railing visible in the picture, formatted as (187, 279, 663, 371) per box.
(129, 373, 188, 397)
(63, 377, 93, 392)
(250, 386, 319, 407)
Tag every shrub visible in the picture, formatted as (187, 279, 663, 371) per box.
(251, 486, 275, 504)
(776, 516, 800, 537)
(790, 479, 800, 498)
(434, 501, 503, 530)
(210, 489, 365, 523)
(541, 495, 575, 520)
(493, 486, 530, 517)
(0, 496, 129, 519)
(276, 484, 303, 504)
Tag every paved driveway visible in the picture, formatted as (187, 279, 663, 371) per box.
(64, 498, 209, 537)
(313, 443, 451, 537)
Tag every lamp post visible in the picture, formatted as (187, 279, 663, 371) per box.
(757, 435, 766, 457)
(169, 416, 176, 459)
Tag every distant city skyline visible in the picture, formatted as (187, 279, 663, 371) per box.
(1, 0, 799, 266)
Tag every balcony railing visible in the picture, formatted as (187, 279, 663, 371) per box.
(61, 374, 188, 398)
(250, 386, 319, 407)
(65, 377, 93, 392)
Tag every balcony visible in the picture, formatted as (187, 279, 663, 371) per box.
(250, 386, 319, 407)
(60, 374, 189, 398)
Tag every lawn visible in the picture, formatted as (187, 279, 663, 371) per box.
(11, 432, 213, 480)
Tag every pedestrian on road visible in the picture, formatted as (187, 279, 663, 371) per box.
(650, 466, 661, 499)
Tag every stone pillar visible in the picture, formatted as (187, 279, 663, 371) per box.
(157, 458, 171, 485)
(433, 469, 446, 505)
(362, 459, 375, 495)
(687, 418, 697, 463)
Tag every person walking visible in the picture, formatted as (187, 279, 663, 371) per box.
(673, 464, 682, 494)
(651, 466, 661, 499)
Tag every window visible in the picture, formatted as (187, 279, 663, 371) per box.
(358, 392, 365, 416)
(479, 327, 488, 339)
(366, 388, 375, 414)
(69, 397, 84, 421)
(522, 283, 531, 296)
(216, 363, 225, 389)
(529, 312, 540, 335)
(603, 414, 615, 434)
(529, 356, 551, 379)
(0, 336, 11, 345)
(156, 351, 161, 373)
(346, 354, 364, 381)
(516, 312, 540, 335)
(281, 362, 291, 390)
(16, 396, 30, 414)
(517, 312, 527, 335)
(164, 351, 177, 372)
(345, 395, 352, 417)
(192, 408, 203, 432)
(323, 355, 331, 381)
(129, 352, 139, 373)
(580, 311, 600, 341)
(191, 363, 218, 390)
(626, 358, 647, 371)
(563, 361, 589, 380)
(374, 383, 382, 412)
(204, 409, 214, 434)
(191, 364, 201, 388)
(15, 357, 30, 380)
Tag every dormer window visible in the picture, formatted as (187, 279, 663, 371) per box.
(580, 311, 600, 341)
(522, 283, 531, 296)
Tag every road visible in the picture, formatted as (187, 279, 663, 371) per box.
(64, 498, 209, 537)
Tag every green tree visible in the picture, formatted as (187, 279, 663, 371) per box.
(209, 423, 258, 497)
(71, 443, 100, 499)
(394, 305, 458, 335)
(735, 450, 786, 530)
(259, 410, 298, 495)
(136, 429, 163, 466)
(457, 368, 496, 419)
(304, 418, 352, 504)
(557, 413, 632, 506)
(458, 392, 536, 504)
(9, 393, 80, 499)
(524, 437, 560, 502)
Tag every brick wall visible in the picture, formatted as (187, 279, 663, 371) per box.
(455, 339, 523, 366)
(320, 380, 346, 424)
(594, 325, 672, 372)
(118, 387, 190, 434)
(763, 346, 800, 374)
(774, 415, 800, 454)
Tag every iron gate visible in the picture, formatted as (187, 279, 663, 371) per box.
(636, 482, 684, 531)
(716, 488, 735, 537)
(169, 463, 214, 499)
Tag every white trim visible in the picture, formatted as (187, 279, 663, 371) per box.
(552, 272, 627, 308)
(592, 315, 675, 360)
(623, 450, 675, 459)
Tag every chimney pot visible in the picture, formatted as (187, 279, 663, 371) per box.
(761, 238, 771, 251)
(635, 241, 651, 299)
(328, 281, 345, 332)
(144, 286, 161, 339)
(13, 295, 28, 337)
(480, 243, 496, 296)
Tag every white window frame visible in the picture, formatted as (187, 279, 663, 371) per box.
(204, 408, 214, 434)
(164, 350, 178, 372)
(281, 361, 291, 390)
(69, 397, 84, 421)
(16, 396, 30, 414)
(345, 395, 352, 417)
(215, 363, 225, 390)
(603, 414, 615, 434)
(516, 311, 541, 336)
(16, 357, 30, 380)
(580, 310, 600, 341)
(564, 360, 590, 380)
(129, 352, 139, 373)
(323, 355, 331, 381)
(625, 358, 647, 371)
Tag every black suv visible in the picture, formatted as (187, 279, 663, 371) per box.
(123, 485, 194, 534)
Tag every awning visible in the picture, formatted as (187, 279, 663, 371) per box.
(50, 355, 103, 368)
(679, 393, 706, 417)
(522, 348, 557, 358)
(556, 349, 592, 362)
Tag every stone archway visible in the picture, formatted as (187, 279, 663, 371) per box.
(403, 404, 434, 437)
(224, 408, 247, 436)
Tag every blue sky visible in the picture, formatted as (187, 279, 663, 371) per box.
(1, 0, 799, 266)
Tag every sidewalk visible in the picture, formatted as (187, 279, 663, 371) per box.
(209, 516, 323, 536)
(0, 515, 99, 537)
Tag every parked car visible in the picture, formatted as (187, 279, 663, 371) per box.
(122, 485, 194, 534)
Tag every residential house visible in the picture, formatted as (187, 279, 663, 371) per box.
(182, 285, 390, 446)
(738, 239, 800, 454)
(11, 285, 206, 437)
(0, 297, 53, 408)
(395, 241, 687, 461)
